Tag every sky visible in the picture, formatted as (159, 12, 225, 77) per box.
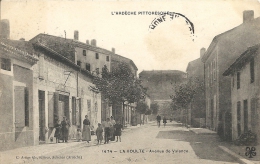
(1, 0, 260, 74)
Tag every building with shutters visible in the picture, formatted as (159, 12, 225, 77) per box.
(223, 44, 260, 143)
(201, 10, 260, 141)
(29, 32, 113, 144)
(0, 39, 38, 150)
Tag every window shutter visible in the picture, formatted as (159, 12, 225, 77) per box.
(14, 86, 25, 127)
(76, 98, 81, 126)
(48, 92, 54, 127)
(25, 87, 29, 127)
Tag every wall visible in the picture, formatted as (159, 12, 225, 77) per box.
(231, 52, 260, 141)
(75, 47, 111, 73)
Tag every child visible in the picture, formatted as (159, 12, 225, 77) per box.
(54, 119, 61, 143)
(96, 123, 103, 145)
(76, 128, 82, 142)
(114, 120, 123, 142)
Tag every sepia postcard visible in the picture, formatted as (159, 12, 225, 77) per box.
(0, 0, 260, 163)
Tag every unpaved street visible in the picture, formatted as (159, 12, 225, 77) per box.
(23, 121, 240, 164)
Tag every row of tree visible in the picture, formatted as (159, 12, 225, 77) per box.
(92, 63, 158, 124)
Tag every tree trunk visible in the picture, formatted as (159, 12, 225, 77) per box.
(122, 101, 125, 127)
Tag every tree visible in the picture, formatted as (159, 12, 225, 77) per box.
(150, 103, 159, 115)
(93, 63, 146, 125)
(136, 101, 149, 125)
(170, 77, 204, 125)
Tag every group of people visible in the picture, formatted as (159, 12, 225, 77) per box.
(54, 116, 71, 143)
(54, 115, 123, 145)
(156, 115, 167, 128)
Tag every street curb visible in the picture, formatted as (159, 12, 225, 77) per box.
(218, 146, 255, 164)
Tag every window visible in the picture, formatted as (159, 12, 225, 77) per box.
(232, 76, 235, 88)
(237, 72, 240, 89)
(250, 58, 254, 83)
(39, 54, 44, 79)
(106, 56, 109, 61)
(83, 50, 86, 56)
(1, 58, 11, 71)
(95, 53, 99, 59)
(237, 101, 241, 136)
(77, 60, 81, 67)
(86, 63, 90, 71)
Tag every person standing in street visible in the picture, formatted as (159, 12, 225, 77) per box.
(103, 118, 112, 144)
(96, 123, 103, 145)
(82, 115, 91, 143)
(156, 115, 161, 128)
(110, 116, 116, 141)
(54, 119, 61, 143)
(163, 116, 167, 127)
(114, 120, 123, 142)
(61, 116, 70, 142)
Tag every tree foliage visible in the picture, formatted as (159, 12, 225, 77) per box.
(170, 77, 204, 109)
(136, 101, 149, 114)
(150, 103, 159, 115)
(93, 63, 146, 105)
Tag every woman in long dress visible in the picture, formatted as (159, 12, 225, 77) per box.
(82, 115, 91, 143)
(61, 116, 70, 142)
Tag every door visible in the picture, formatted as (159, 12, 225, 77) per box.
(58, 101, 65, 121)
(39, 91, 45, 142)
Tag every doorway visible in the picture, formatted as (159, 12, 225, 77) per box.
(38, 90, 45, 142)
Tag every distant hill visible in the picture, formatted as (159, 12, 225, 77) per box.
(139, 70, 187, 100)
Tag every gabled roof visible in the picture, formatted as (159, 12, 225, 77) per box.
(111, 53, 138, 71)
(29, 33, 114, 63)
(186, 58, 202, 72)
(202, 17, 260, 63)
(0, 38, 38, 64)
(223, 44, 260, 76)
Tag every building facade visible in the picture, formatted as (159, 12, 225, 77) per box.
(29, 32, 114, 143)
(202, 10, 260, 140)
(0, 39, 38, 150)
(223, 44, 260, 143)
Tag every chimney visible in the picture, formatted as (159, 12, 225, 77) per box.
(112, 48, 115, 54)
(0, 19, 10, 39)
(243, 10, 254, 23)
(200, 47, 206, 59)
(74, 30, 79, 40)
(91, 39, 96, 46)
(86, 40, 89, 45)
(19, 38, 25, 41)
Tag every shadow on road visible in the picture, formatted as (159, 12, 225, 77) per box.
(156, 130, 238, 163)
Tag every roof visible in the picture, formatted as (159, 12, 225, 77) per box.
(29, 33, 114, 63)
(202, 17, 260, 63)
(0, 38, 38, 64)
(223, 44, 260, 76)
(33, 41, 93, 78)
(111, 53, 138, 71)
(139, 70, 186, 76)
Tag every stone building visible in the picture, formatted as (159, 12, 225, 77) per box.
(110, 53, 138, 126)
(0, 39, 38, 150)
(223, 44, 260, 143)
(186, 48, 206, 127)
(29, 32, 113, 143)
(201, 10, 260, 140)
